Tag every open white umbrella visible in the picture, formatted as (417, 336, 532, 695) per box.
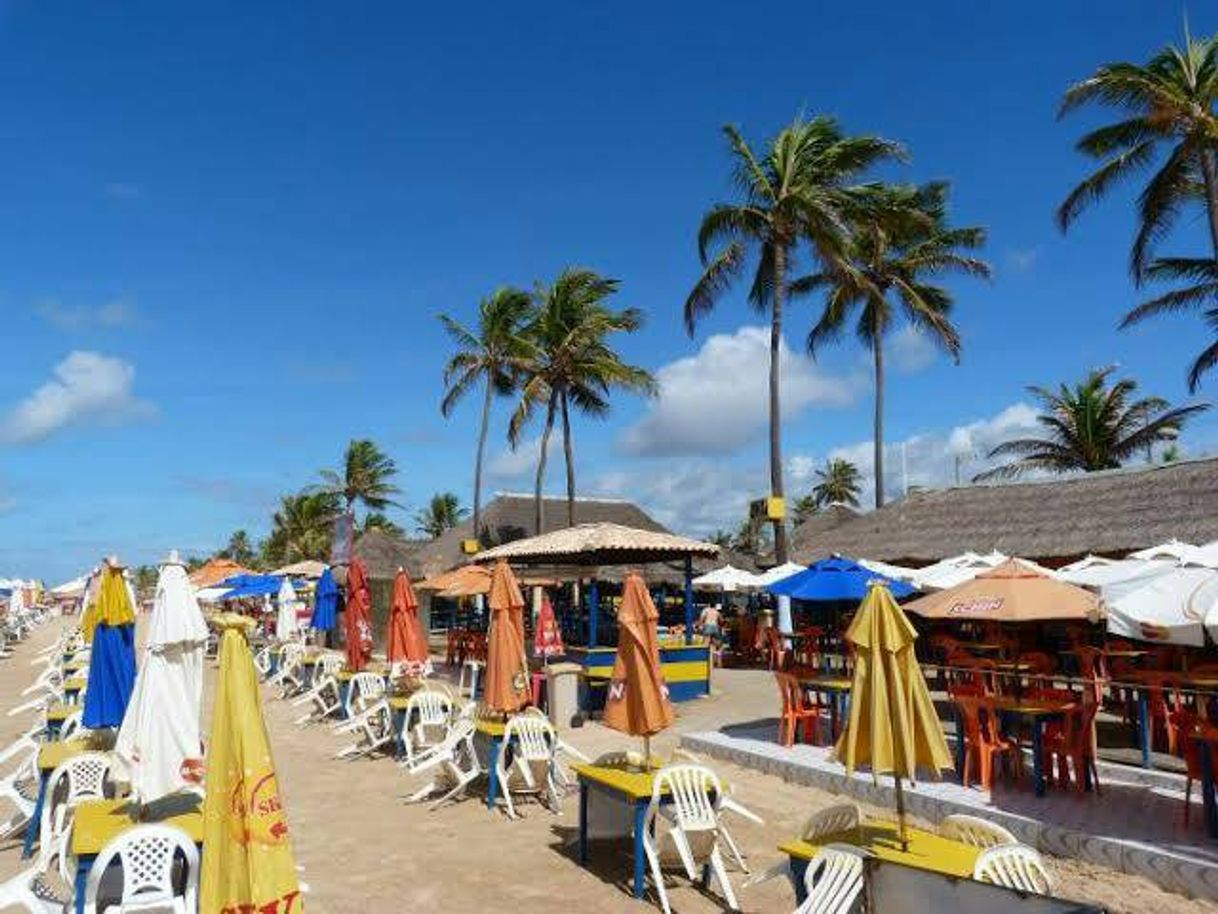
(691, 564, 760, 592)
(750, 562, 806, 588)
(115, 551, 209, 805)
(275, 578, 299, 641)
(1060, 558, 1165, 590)
(910, 552, 1007, 591)
(1128, 539, 1198, 563)
(1104, 566, 1218, 647)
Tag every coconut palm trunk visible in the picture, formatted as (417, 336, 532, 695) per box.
(534, 392, 558, 535)
(770, 243, 789, 564)
(873, 332, 885, 508)
(1199, 151, 1218, 259)
(473, 377, 493, 543)
(560, 391, 576, 528)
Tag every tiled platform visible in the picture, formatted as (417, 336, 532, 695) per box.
(682, 722, 1218, 901)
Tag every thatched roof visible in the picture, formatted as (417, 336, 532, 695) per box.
(270, 559, 328, 579)
(474, 522, 719, 567)
(188, 558, 252, 588)
(411, 493, 672, 578)
(352, 529, 430, 579)
(792, 456, 1218, 566)
(790, 503, 864, 556)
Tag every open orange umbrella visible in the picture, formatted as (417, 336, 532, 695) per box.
(387, 567, 431, 673)
(603, 572, 674, 761)
(484, 561, 530, 715)
(344, 558, 374, 672)
(905, 558, 1101, 622)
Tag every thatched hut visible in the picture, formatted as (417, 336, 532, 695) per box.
(792, 456, 1218, 567)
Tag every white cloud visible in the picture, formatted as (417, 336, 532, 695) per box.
(0, 351, 155, 444)
(1004, 247, 1040, 273)
(35, 297, 139, 331)
(620, 326, 857, 457)
(888, 325, 939, 374)
(593, 460, 765, 536)
(485, 434, 559, 484)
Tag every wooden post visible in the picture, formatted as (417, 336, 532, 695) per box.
(684, 556, 694, 646)
(588, 578, 600, 649)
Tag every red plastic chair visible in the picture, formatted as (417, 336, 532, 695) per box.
(765, 626, 789, 671)
(1043, 694, 1102, 794)
(774, 672, 823, 746)
(954, 694, 1021, 790)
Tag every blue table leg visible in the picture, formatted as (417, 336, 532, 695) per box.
(1139, 690, 1152, 768)
(74, 854, 93, 914)
(394, 709, 407, 759)
(22, 771, 48, 858)
(578, 783, 589, 864)
(1200, 739, 1218, 839)
(485, 736, 502, 810)
(632, 799, 647, 899)
(953, 706, 965, 776)
(790, 856, 809, 904)
(1032, 719, 1046, 797)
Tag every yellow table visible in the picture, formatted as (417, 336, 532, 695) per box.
(69, 797, 204, 914)
(780, 819, 979, 901)
(63, 677, 88, 703)
(24, 738, 108, 858)
(45, 704, 74, 737)
(796, 676, 853, 741)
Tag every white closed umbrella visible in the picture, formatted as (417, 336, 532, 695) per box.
(1103, 566, 1218, 647)
(115, 551, 208, 805)
(276, 578, 299, 640)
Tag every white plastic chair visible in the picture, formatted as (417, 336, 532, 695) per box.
(0, 767, 75, 913)
(495, 714, 561, 819)
(334, 699, 397, 760)
(794, 844, 867, 914)
(973, 844, 1054, 895)
(801, 804, 861, 841)
(398, 690, 454, 766)
(341, 672, 386, 720)
(643, 764, 739, 914)
(267, 643, 306, 696)
(41, 752, 115, 856)
(939, 813, 1017, 849)
(457, 659, 482, 699)
(403, 717, 482, 810)
(291, 671, 344, 726)
(0, 742, 41, 838)
(82, 823, 200, 914)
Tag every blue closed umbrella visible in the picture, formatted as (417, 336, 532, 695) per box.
(82, 566, 137, 729)
(766, 555, 915, 602)
(311, 567, 339, 631)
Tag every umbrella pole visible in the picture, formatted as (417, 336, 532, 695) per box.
(643, 735, 650, 767)
(894, 776, 909, 852)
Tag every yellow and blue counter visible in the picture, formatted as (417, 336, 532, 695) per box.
(571, 639, 712, 704)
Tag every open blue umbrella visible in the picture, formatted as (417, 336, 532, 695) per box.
(217, 574, 287, 599)
(83, 565, 137, 729)
(766, 555, 915, 602)
(310, 567, 339, 631)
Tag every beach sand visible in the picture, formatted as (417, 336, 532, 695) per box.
(1, 616, 1215, 913)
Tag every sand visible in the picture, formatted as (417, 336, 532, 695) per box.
(1, 617, 1216, 913)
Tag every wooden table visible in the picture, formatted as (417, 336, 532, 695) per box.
(780, 819, 980, 903)
(990, 696, 1077, 796)
(573, 761, 666, 900)
(69, 797, 204, 914)
(796, 675, 852, 741)
(22, 739, 101, 858)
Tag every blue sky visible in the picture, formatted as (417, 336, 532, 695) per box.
(1, 0, 1215, 582)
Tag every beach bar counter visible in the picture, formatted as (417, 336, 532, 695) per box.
(571, 638, 712, 703)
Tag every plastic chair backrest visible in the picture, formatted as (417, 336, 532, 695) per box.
(505, 713, 556, 762)
(349, 672, 386, 710)
(974, 844, 1053, 895)
(84, 823, 199, 911)
(799, 803, 860, 841)
(61, 751, 113, 804)
(409, 689, 453, 727)
(938, 813, 1017, 848)
(799, 844, 866, 914)
(653, 764, 720, 831)
(59, 711, 84, 741)
(319, 653, 345, 676)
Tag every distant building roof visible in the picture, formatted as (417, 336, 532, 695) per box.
(353, 529, 430, 579)
(792, 457, 1218, 566)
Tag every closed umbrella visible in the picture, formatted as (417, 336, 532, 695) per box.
(484, 561, 530, 715)
(82, 561, 137, 729)
(344, 558, 374, 672)
(116, 551, 209, 805)
(387, 567, 431, 673)
(275, 579, 298, 642)
(200, 614, 302, 913)
(534, 597, 564, 660)
(310, 567, 339, 633)
(837, 583, 953, 849)
(603, 572, 675, 762)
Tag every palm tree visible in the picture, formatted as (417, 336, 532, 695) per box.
(439, 288, 534, 545)
(1058, 29, 1218, 280)
(791, 494, 820, 526)
(219, 529, 256, 566)
(976, 367, 1209, 480)
(811, 458, 863, 509)
(415, 492, 468, 538)
(360, 512, 404, 538)
(510, 269, 655, 533)
(1122, 257, 1218, 391)
(264, 491, 341, 564)
(318, 439, 402, 517)
(801, 182, 990, 506)
(686, 115, 903, 561)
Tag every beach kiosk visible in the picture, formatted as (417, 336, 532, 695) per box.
(473, 523, 719, 702)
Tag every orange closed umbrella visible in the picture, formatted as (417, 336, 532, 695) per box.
(603, 573, 674, 761)
(484, 561, 530, 715)
(387, 567, 431, 673)
(344, 558, 374, 672)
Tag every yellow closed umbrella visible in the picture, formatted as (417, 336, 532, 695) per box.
(836, 582, 952, 849)
(200, 613, 303, 914)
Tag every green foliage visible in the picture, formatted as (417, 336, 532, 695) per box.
(361, 512, 404, 538)
(1124, 256, 1218, 391)
(318, 439, 402, 515)
(810, 458, 863, 509)
(415, 492, 468, 538)
(261, 490, 341, 566)
(791, 494, 820, 526)
(977, 366, 1209, 479)
(218, 529, 257, 566)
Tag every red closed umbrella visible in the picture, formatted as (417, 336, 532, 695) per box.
(533, 597, 564, 660)
(344, 558, 374, 672)
(387, 567, 431, 672)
